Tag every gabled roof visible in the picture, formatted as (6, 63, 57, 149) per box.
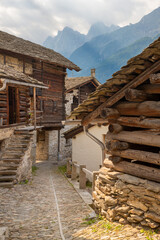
(0, 31, 80, 71)
(65, 75, 101, 92)
(69, 37, 160, 124)
(0, 64, 47, 88)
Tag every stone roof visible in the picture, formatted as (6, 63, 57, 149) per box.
(65, 76, 101, 92)
(0, 31, 80, 71)
(0, 64, 46, 87)
(69, 37, 160, 120)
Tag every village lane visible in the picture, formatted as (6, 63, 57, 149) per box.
(0, 162, 92, 240)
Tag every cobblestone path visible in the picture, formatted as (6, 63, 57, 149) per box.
(0, 162, 91, 240)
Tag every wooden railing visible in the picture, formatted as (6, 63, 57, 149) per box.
(66, 159, 99, 191)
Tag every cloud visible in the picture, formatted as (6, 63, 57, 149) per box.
(0, 0, 159, 44)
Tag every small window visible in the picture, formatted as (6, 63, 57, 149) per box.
(29, 87, 42, 97)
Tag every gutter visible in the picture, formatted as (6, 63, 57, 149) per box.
(83, 125, 105, 167)
(0, 78, 48, 91)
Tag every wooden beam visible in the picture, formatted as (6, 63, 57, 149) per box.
(125, 88, 147, 102)
(140, 84, 160, 94)
(110, 149, 160, 166)
(100, 108, 120, 119)
(104, 159, 160, 183)
(115, 101, 160, 117)
(114, 116, 160, 129)
(107, 131, 160, 148)
(82, 60, 160, 126)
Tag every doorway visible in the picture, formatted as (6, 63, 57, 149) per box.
(8, 86, 18, 124)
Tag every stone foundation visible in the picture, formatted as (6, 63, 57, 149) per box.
(93, 167, 160, 228)
(16, 132, 36, 182)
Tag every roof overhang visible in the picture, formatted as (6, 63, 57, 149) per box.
(1, 78, 48, 89)
(81, 60, 160, 126)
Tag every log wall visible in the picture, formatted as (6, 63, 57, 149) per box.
(0, 84, 29, 127)
(93, 71, 160, 227)
(0, 50, 66, 128)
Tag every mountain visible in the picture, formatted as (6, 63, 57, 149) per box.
(43, 23, 120, 58)
(69, 7, 160, 82)
(43, 27, 86, 58)
(86, 22, 119, 40)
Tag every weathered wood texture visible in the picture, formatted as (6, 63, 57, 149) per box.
(82, 60, 160, 125)
(109, 149, 160, 166)
(104, 159, 160, 183)
(115, 101, 160, 117)
(107, 131, 160, 148)
(114, 116, 160, 129)
(32, 61, 66, 126)
(0, 84, 29, 127)
(125, 88, 147, 102)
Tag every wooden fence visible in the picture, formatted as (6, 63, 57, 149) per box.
(66, 159, 99, 191)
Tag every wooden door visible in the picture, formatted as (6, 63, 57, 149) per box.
(8, 86, 19, 124)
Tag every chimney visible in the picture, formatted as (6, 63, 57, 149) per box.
(91, 68, 95, 78)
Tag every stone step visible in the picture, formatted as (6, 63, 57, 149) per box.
(14, 130, 33, 135)
(0, 182, 13, 188)
(0, 175, 15, 182)
(2, 153, 23, 158)
(5, 149, 26, 153)
(8, 144, 28, 147)
(2, 158, 21, 163)
(0, 169, 17, 175)
(0, 163, 19, 170)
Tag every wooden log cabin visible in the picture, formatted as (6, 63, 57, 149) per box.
(0, 64, 47, 187)
(0, 30, 80, 162)
(69, 37, 160, 228)
(65, 69, 100, 116)
(0, 64, 47, 127)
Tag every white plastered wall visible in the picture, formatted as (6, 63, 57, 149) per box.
(72, 125, 108, 172)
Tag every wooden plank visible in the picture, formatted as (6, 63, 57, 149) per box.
(82, 60, 160, 125)
(104, 159, 160, 183)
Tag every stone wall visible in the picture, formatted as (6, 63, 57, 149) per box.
(65, 90, 79, 117)
(16, 135, 33, 182)
(36, 130, 49, 161)
(93, 167, 160, 228)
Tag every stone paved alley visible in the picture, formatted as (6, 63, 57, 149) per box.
(1, 162, 160, 240)
(0, 162, 91, 240)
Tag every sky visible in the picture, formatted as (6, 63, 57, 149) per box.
(0, 0, 159, 44)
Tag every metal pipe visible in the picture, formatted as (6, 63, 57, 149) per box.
(83, 125, 105, 166)
(57, 130, 60, 162)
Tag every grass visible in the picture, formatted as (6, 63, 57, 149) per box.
(86, 180, 92, 188)
(19, 179, 29, 184)
(58, 165, 67, 175)
(140, 229, 157, 240)
(32, 165, 38, 174)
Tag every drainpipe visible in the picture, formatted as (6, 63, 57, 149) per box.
(83, 125, 105, 167)
(57, 129, 60, 162)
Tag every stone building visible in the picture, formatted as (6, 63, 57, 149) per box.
(68, 37, 160, 228)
